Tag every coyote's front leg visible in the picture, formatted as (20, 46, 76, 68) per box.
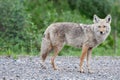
(80, 45, 89, 73)
(87, 48, 93, 73)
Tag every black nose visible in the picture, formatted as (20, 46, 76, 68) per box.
(100, 31, 103, 34)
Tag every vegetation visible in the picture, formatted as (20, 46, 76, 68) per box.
(0, 0, 120, 57)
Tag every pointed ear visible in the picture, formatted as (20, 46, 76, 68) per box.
(93, 14, 100, 23)
(105, 14, 111, 23)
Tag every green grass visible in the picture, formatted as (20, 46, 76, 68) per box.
(58, 44, 120, 57)
(0, 38, 120, 57)
(0, 45, 120, 58)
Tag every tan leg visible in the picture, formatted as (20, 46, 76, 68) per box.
(80, 45, 89, 73)
(40, 44, 52, 69)
(51, 46, 62, 70)
(86, 48, 93, 73)
(41, 45, 52, 62)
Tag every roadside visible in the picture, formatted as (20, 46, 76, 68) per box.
(0, 56, 120, 80)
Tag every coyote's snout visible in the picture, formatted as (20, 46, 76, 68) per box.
(40, 14, 111, 73)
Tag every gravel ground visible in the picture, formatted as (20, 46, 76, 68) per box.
(0, 56, 120, 80)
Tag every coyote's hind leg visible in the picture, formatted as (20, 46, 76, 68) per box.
(51, 45, 63, 70)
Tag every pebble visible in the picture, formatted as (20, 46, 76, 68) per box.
(0, 56, 120, 80)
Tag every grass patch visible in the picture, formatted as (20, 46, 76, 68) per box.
(1, 40, 120, 57)
(58, 45, 120, 57)
(0, 44, 120, 57)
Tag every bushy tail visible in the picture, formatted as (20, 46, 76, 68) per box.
(40, 36, 52, 62)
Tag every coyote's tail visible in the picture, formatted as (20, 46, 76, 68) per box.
(40, 33, 52, 62)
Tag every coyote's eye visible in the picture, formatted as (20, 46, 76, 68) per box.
(98, 26, 101, 28)
(103, 26, 106, 28)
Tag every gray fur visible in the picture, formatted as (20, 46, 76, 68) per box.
(40, 15, 111, 72)
(43, 21, 111, 49)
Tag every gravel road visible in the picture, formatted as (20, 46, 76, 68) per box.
(0, 56, 120, 80)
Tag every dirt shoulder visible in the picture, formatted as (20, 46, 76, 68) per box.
(0, 56, 120, 80)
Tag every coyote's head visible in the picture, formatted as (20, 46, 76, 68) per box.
(93, 14, 111, 36)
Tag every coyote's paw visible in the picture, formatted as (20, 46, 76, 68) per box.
(41, 64, 46, 69)
(40, 62, 46, 69)
(79, 68, 84, 73)
(53, 66, 59, 70)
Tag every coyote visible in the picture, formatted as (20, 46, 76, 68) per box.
(40, 14, 111, 73)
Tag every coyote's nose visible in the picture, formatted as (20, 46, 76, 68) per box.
(100, 31, 103, 34)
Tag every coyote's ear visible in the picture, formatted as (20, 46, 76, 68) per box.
(105, 14, 111, 23)
(93, 14, 100, 23)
